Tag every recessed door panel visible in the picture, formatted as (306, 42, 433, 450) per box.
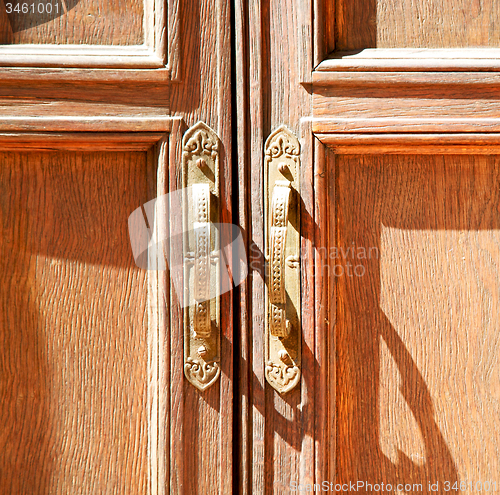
(335, 0, 500, 50)
(336, 154, 500, 486)
(0, 150, 154, 494)
(0, 0, 144, 45)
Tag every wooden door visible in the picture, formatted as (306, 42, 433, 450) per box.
(236, 0, 500, 493)
(5, 1, 500, 493)
(0, 1, 233, 494)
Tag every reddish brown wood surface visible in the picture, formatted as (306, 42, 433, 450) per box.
(336, 154, 500, 485)
(0, 150, 152, 494)
(0, 0, 233, 491)
(310, 0, 500, 492)
(334, 0, 500, 50)
(168, 0, 234, 493)
(0, 0, 143, 45)
(235, 0, 330, 492)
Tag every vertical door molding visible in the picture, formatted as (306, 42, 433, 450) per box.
(234, 0, 333, 491)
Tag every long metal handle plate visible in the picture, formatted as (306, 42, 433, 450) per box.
(265, 126, 301, 394)
(182, 122, 220, 391)
(269, 182, 291, 338)
(192, 184, 211, 339)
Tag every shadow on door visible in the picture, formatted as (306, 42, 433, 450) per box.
(336, 154, 500, 490)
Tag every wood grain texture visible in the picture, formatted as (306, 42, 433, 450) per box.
(0, 150, 154, 494)
(313, 69, 500, 84)
(315, 134, 500, 155)
(168, 0, 234, 492)
(312, 133, 334, 483)
(0, 48, 163, 69)
(0, 117, 174, 133)
(335, 0, 500, 50)
(336, 154, 500, 487)
(312, 76, 500, 135)
(0, 0, 164, 68)
(377, 0, 500, 48)
(167, 0, 181, 80)
(235, 0, 329, 491)
(234, 0, 251, 491)
(0, 0, 143, 45)
(335, 0, 377, 50)
(0, 80, 171, 124)
(317, 50, 500, 72)
(0, 132, 164, 150)
(0, 67, 169, 82)
(148, 136, 169, 495)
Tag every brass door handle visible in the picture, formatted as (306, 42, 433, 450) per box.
(264, 126, 301, 394)
(182, 122, 221, 391)
(269, 181, 292, 338)
(192, 183, 212, 339)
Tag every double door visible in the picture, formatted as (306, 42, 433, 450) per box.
(1, 0, 500, 493)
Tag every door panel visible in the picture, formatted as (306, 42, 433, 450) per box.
(0, 0, 233, 490)
(336, 154, 500, 486)
(0, 150, 152, 493)
(0, 0, 144, 45)
(237, 0, 500, 492)
(335, 0, 500, 49)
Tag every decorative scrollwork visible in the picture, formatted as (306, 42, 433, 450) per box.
(182, 122, 221, 391)
(184, 358, 220, 391)
(183, 122, 219, 159)
(265, 361, 300, 394)
(269, 183, 290, 303)
(265, 126, 301, 160)
(265, 125, 301, 394)
(269, 182, 291, 338)
(192, 184, 211, 338)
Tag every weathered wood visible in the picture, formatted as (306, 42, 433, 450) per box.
(0, 0, 164, 68)
(319, 48, 500, 71)
(315, 133, 500, 155)
(0, 67, 170, 82)
(313, 135, 333, 483)
(313, 119, 500, 134)
(0, 0, 233, 491)
(0, 118, 174, 132)
(376, 0, 500, 48)
(336, 154, 500, 485)
(168, 0, 233, 493)
(236, 0, 329, 492)
(335, 0, 500, 50)
(311, 0, 500, 492)
(0, 0, 144, 45)
(234, 0, 251, 491)
(0, 150, 153, 494)
(0, 132, 165, 150)
(313, 74, 500, 135)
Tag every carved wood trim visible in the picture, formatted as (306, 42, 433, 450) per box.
(318, 48, 500, 72)
(0, 116, 178, 133)
(0, 45, 164, 69)
(0, 125, 180, 495)
(313, 118, 500, 135)
(314, 132, 500, 154)
(314, 0, 500, 73)
(0, 127, 178, 149)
